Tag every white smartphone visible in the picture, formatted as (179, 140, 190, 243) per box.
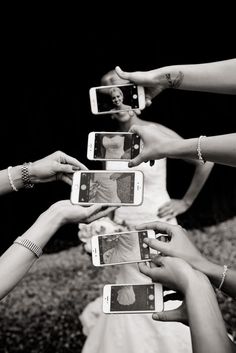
(87, 131, 141, 161)
(103, 283, 163, 314)
(89, 83, 145, 115)
(91, 229, 156, 266)
(71, 170, 144, 206)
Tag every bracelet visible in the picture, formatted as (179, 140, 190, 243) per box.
(13, 236, 43, 258)
(21, 162, 34, 189)
(7, 166, 18, 192)
(218, 265, 228, 290)
(197, 135, 206, 164)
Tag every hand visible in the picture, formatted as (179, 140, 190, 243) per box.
(139, 255, 196, 294)
(153, 294, 188, 326)
(50, 200, 104, 225)
(157, 199, 192, 220)
(128, 124, 175, 167)
(115, 66, 167, 106)
(136, 221, 209, 272)
(29, 151, 87, 185)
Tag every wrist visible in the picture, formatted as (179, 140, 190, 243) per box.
(185, 270, 211, 297)
(23, 206, 63, 248)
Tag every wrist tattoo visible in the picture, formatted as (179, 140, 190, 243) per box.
(165, 71, 184, 89)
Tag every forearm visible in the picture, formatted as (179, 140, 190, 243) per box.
(198, 260, 236, 298)
(0, 206, 63, 300)
(156, 59, 236, 95)
(0, 166, 25, 195)
(165, 134, 236, 167)
(185, 274, 234, 353)
(182, 162, 214, 206)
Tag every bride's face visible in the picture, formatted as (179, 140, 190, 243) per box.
(111, 91, 123, 107)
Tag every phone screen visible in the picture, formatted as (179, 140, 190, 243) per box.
(78, 172, 135, 204)
(94, 133, 141, 160)
(110, 284, 156, 312)
(98, 231, 151, 265)
(95, 84, 140, 113)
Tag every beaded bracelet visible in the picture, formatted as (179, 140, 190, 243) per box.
(13, 236, 43, 258)
(218, 265, 228, 290)
(7, 166, 18, 192)
(197, 135, 206, 164)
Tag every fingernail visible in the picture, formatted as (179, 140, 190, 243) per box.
(153, 314, 159, 320)
(72, 166, 81, 171)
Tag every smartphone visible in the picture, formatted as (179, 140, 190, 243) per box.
(91, 229, 156, 266)
(87, 131, 141, 161)
(71, 170, 144, 206)
(89, 83, 145, 115)
(103, 283, 163, 314)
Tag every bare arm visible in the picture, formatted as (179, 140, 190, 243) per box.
(0, 151, 87, 196)
(139, 256, 235, 353)
(129, 125, 236, 168)
(115, 59, 236, 105)
(137, 221, 236, 298)
(0, 201, 102, 300)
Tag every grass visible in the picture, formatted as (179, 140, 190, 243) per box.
(0, 217, 235, 352)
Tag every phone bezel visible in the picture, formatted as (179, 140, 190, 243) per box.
(103, 283, 163, 314)
(70, 170, 144, 206)
(89, 83, 145, 115)
(87, 131, 141, 161)
(91, 229, 156, 267)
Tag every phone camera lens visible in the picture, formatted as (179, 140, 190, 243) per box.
(81, 184, 87, 190)
(133, 94, 138, 99)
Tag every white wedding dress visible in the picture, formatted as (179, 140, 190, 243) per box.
(79, 159, 192, 353)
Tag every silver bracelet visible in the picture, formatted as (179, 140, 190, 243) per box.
(218, 265, 228, 290)
(13, 236, 43, 258)
(21, 162, 34, 189)
(197, 135, 206, 164)
(7, 166, 18, 192)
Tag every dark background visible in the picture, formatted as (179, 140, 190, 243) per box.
(0, 29, 235, 254)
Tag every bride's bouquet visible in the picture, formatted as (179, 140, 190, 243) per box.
(78, 217, 127, 253)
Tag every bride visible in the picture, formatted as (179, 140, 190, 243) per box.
(78, 71, 214, 353)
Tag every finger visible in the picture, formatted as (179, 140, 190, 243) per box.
(138, 262, 156, 277)
(86, 206, 118, 223)
(136, 221, 175, 237)
(145, 97, 152, 107)
(129, 124, 141, 135)
(158, 202, 171, 212)
(61, 174, 73, 185)
(115, 66, 132, 82)
(150, 254, 164, 266)
(60, 153, 88, 169)
(158, 210, 174, 218)
(85, 204, 103, 217)
(152, 309, 183, 323)
(128, 154, 144, 168)
(55, 162, 86, 174)
(144, 238, 169, 254)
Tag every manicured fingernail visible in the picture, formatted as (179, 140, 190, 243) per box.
(72, 167, 81, 171)
(153, 314, 159, 320)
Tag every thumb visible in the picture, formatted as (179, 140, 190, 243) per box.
(85, 204, 102, 217)
(129, 124, 141, 135)
(128, 154, 144, 168)
(115, 66, 131, 81)
(152, 309, 183, 323)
